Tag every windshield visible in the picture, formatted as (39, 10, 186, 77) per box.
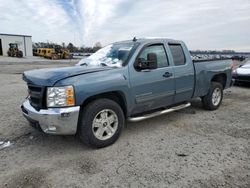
(76, 42, 136, 67)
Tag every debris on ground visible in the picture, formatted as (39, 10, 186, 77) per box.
(0, 141, 13, 150)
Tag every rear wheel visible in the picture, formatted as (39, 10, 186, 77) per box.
(202, 82, 223, 110)
(78, 99, 124, 148)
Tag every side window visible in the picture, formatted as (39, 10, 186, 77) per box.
(169, 44, 186, 66)
(138, 44, 169, 68)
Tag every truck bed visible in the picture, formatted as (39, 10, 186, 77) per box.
(193, 59, 233, 98)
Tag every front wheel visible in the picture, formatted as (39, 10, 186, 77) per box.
(202, 82, 223, 110)
(78, 99, 124, 148)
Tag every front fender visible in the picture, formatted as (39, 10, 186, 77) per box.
(55, 67, 134, 115)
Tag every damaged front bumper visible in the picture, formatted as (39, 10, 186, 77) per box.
(21, 99, 80, 135)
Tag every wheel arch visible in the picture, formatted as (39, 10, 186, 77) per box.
(80, 91, 128, 117)
(211, 73, 227, 89)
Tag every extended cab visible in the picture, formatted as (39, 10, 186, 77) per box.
(21, 38, 233, 148)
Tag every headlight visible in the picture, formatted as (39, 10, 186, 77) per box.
(47, 86, 75, 107)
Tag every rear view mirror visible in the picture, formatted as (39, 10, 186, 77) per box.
(136, 53, 158, 70)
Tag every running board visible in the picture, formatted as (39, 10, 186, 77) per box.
(128, 102, 191, 122)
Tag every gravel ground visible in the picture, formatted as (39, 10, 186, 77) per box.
(0, 57, 249, 188)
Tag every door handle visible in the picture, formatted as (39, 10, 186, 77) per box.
(163, 72, 173, 78)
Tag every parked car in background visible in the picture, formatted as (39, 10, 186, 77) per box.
(232, 55, 246, 61)
(232, 60, 250, 83)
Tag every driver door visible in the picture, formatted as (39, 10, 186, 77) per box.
(129, 43, 175, 114)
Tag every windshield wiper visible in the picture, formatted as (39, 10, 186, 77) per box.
(100, 62, 108, 66)
(80, 63, 88, 66)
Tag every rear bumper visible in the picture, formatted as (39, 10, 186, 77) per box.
(21, 99, 80, 135)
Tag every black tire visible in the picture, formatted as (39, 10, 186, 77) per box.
(78, 99, 125, 148)
(18, 51, 23, 58)
(202, 82, 223, 111)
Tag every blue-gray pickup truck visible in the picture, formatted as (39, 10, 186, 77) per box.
(21, 38, 233, 148)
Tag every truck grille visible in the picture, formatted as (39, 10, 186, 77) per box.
(28, 84, 45, 110)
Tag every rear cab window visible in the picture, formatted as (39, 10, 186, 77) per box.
(169, 44, 186, 66)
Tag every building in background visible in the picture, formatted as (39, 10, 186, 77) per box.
(0, 33, 32, 56)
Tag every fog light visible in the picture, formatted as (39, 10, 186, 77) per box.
(48, 125, 56, 132)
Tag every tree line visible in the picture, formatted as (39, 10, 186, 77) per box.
(32, 42, 102, 53)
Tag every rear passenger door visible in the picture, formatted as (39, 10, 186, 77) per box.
(168, 43, 195, 103)
(129, 43, 175, 114)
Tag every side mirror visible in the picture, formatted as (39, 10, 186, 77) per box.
(136, 53, 157, 70)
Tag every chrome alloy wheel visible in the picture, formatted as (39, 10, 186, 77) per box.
(92, 109, 118, 141)
(212, 88, 221, 106)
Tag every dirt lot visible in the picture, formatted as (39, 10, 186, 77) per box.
(0, 57, 249, 188)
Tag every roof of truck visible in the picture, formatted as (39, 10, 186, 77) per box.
(114, 37, 183, 44)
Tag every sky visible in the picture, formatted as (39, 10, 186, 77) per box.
(0, 0, 250, 51)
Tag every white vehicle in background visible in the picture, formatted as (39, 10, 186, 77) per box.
(232, 60, 250, 83)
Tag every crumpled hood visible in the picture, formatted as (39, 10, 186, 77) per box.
(23, 66, 113, 86)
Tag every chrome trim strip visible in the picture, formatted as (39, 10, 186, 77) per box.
(176, 87, 193, 94)
(135, 90, 175, 103)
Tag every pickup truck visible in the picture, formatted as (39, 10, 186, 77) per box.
(21, 38, 233, 148)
